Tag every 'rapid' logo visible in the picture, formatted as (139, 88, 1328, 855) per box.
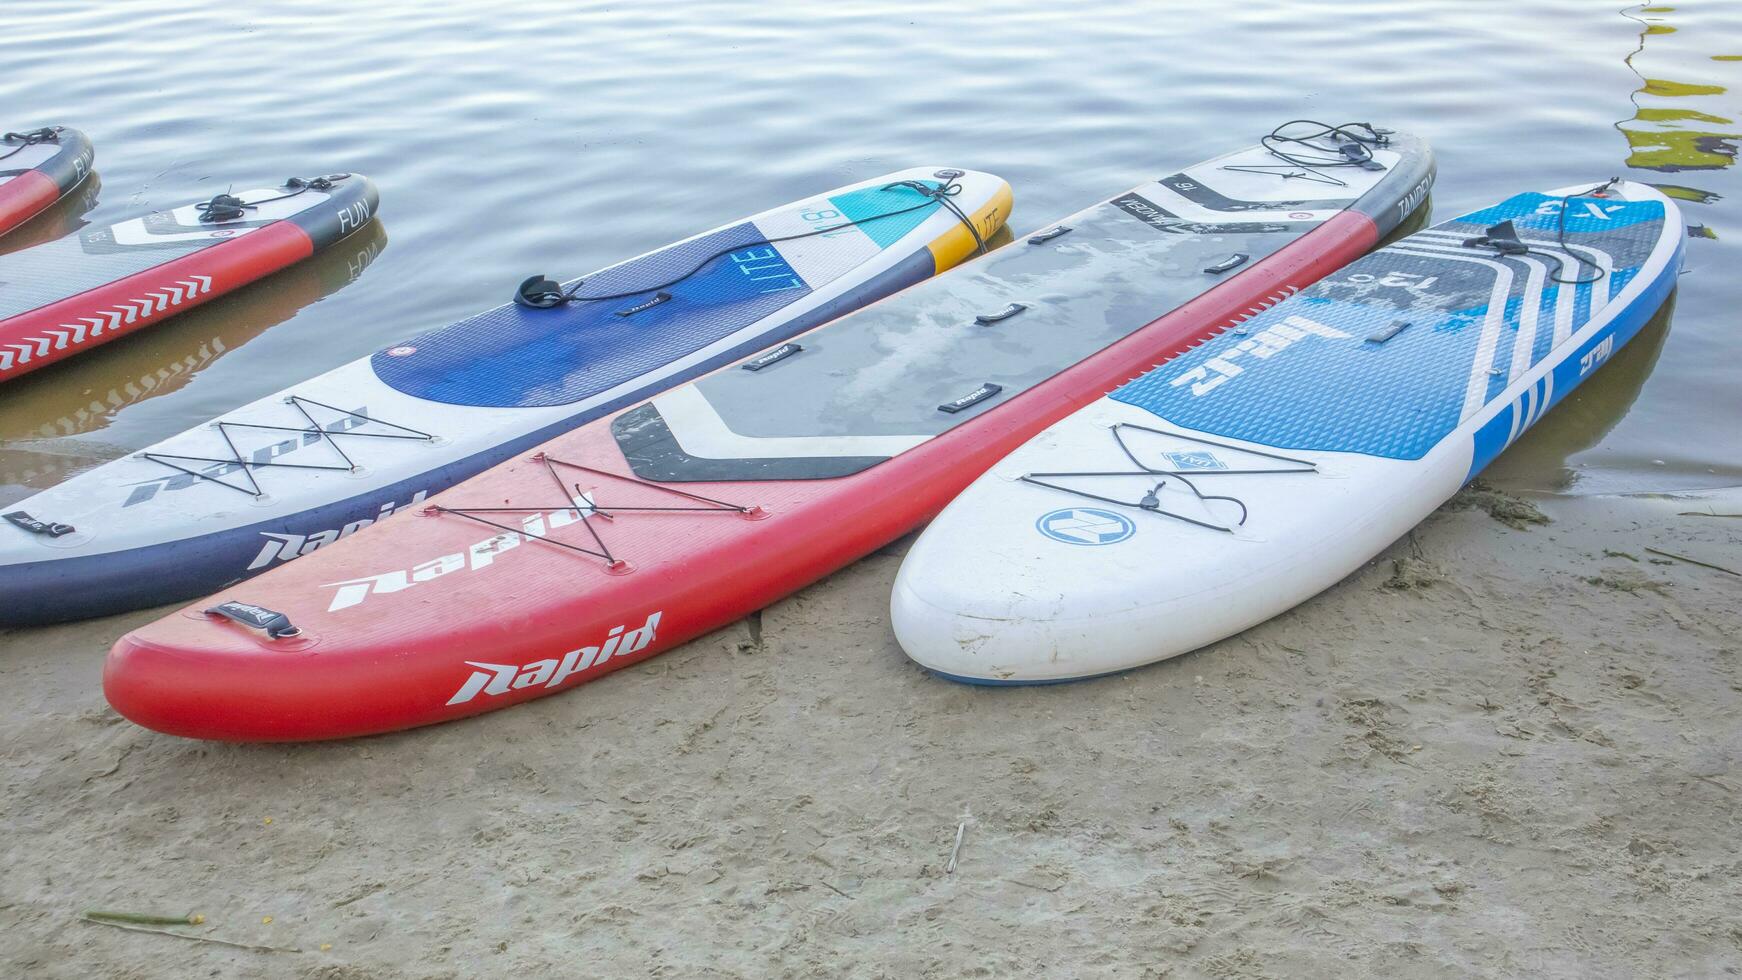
(446, 612, 662, 705)
(246, 492, 428, 571)
(322, 499, 594, 612)
(1169, 315, 1350, 397)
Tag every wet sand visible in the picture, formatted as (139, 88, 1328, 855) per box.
(3, 484, 1738, 978)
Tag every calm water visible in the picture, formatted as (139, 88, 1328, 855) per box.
(1, 0, 1737, 502)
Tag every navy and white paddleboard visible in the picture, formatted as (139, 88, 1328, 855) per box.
(0, 168, 1010, 624)
(893, 180, 1683, 683)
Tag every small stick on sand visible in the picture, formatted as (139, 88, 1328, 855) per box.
(81, 915, 302, 954)
(946, 822, 966, 874)
(84, 910, 203, 926)
(1645, 547, 1741, 578)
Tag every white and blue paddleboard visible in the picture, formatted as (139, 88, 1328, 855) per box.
(1, 167, 1010, 624)
(893, 180, 1682, 683)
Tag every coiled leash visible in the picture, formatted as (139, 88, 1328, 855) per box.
(196, 173, 353, 223)
(513, 173, 988, 309)
(1223, 119, 1392, 187)
(0, 126, 64, 163)
(1459, 177, 1618, 285)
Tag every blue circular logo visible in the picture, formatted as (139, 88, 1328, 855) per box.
(1035, 507, 1136, 546)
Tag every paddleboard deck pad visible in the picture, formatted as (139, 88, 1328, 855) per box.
(891, 180, 1682, 684)
(0, 127, 94, 238)
(0, 172, 378, 383)
(105, 126, 1434, 740)
(3, 168, 1010, 623)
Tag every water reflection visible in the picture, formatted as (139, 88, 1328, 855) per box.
(1483, 295, 1683, 491)
(1486, 1, 1742, 493)
(0, 218, 388, 496)
(1618, 5, 1737, 180)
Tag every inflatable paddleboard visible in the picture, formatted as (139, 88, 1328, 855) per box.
(0, 173, 378, 384)
(104, 124, 1432, 741)
(0, 127, 93, 239)
(892, 180, 1683, 683)
(2, 168, 1009, 623)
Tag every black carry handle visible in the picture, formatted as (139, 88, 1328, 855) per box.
(3, 510, 74, 538)
(206, 600, 301, 639)
(974, 303, 1028, 325)
(742, 343, 803, 371)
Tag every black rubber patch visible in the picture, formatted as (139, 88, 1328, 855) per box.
(742, 343, 802, 371)
(3, 510, 74, 537)
(938, 382, 1003, 414)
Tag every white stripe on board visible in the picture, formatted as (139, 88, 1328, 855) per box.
(651, 384, 931, 461)
(1396, 240, 1549, 384)
(1417, 230, 1614, 342)
(1387, 246, 1515, 423)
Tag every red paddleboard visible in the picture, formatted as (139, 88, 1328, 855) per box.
(0, 172, 377, 382)
(0, 126, 93, 239)
(108, 126, 1435, 740)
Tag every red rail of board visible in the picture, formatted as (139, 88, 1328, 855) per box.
(0, 222, 313, 382)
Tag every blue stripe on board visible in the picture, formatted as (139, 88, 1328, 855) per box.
(1465, 238, 1680, 478)
(828, 182, 940, 249)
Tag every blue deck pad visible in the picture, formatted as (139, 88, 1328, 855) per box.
(371, 220, 814, 408)
(829, 181, 937, 248)
(1111, 193, 1665, 461)
(372, 184, 946, 409)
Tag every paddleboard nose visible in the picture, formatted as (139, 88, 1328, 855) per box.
(891, 561, 1103, 686)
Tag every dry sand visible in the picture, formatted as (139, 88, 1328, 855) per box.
(2, 484, 1739, 979)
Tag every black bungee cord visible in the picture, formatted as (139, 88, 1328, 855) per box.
(1459, 177, 1618, 285)
(512, 174, 988, 309)
(0, 126, 63, 163)
(1222, 119, 1393, 187)
(195, 173, 353, 223)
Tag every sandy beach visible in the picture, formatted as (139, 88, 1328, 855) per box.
(3, 483, 1737, 978)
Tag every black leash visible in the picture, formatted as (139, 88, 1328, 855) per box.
(196, 173, 353, 223)
(514, 174, 988, 309)
(1222, 119, 1393, 187)
(1460, 178, 1618, 285)
(0, 126, 63, 163)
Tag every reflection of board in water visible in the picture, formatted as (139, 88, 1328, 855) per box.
(1478, 293, 1677, 492)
